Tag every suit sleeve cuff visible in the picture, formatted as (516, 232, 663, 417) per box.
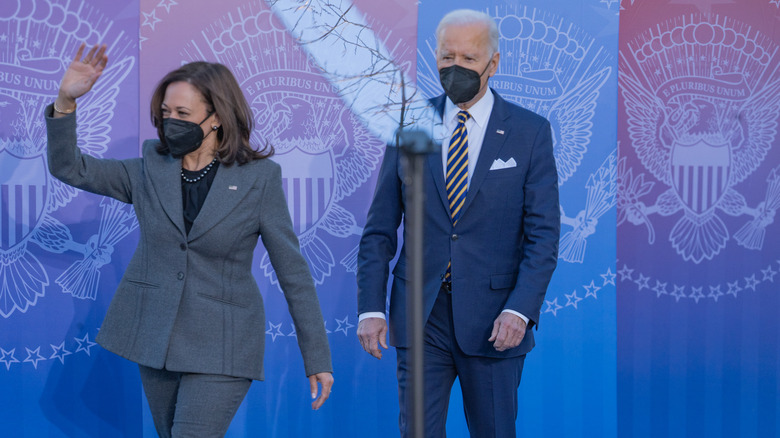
(358, 312, 386, 322)
(501, 309, 529, 325)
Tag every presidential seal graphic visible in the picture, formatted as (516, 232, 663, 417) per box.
(618, 15, 780, 302)
(179, 4, 386, 287)
(419, 5, 615, 269)
(0, 0, 136, 371)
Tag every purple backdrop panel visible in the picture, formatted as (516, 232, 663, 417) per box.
(618, 0, 780, 437)
(0, 0, 140, 436)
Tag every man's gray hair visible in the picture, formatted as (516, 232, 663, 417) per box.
(435, 9, 499, 54)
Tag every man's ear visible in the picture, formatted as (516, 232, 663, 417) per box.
(488, 52, 500, 78)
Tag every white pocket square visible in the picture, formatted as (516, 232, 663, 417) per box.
(489, 157, 517, 170)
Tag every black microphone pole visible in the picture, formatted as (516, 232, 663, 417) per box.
(398, 129, 438, 438)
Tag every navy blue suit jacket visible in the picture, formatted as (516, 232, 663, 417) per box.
(357, 90, 560, 358)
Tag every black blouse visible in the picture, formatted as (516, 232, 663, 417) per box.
(181, 161, 220, 234)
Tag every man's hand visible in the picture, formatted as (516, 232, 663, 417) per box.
(357, 317, 388, 359)
(488, 312, 527, 352)
(309, 372, 333, 410)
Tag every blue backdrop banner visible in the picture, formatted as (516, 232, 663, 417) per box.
(0, 0, 141, 436)
(617, 1, 780, 436)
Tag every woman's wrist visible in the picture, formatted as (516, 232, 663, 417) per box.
(53, 94, 77, 115)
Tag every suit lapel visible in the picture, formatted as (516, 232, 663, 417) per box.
(187, 161, 256, 242)
(147, 148, 186, 236)
(427, 95, 450, 214)
(462, 91, 510, 215)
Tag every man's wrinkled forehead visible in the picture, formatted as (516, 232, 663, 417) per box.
(435, 23, 492, 53)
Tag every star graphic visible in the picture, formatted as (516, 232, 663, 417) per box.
(266, 322, 284, 342)
(0, 348, 19, 371)
(323, 319, 332, 334)
(670, 284, 686, 302)
(142, 10, 162, 31)
(708, 285, 723, 303)
(288, 323, 297, 338)
(618, 264, 634, 281)
(24, 347, 46, 369)
(74, 334, 97, 356)
(584, 281, 602, 299)
(335, 316, 354, 336)
(250, 54, 258, 63)
(236, 61, 245, 70)
(565, 290, 583, 309)
(652, 280, 668, 297)
(634, 274, 650, 291)
(50, 342, 72, 364)
(726, 281, 741, 298)
(32, 40, 41, 48)
(772, 0, 780, 7)
(689, 286, 705, 303)
(47, 47, 57, 56)
(0, 34, 7, 42)
(544, 298, 562, 317)
(761, 265, 777, 282)
(157, 0, 178, 13)
(744, 275, 759, 291)
(600, 0, 619, 8)
(601, 268, 617, 287)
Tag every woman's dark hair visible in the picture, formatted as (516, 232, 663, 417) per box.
(150, 62, 273, 165)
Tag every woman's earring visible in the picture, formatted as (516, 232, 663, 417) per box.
(212, 125, 219, 130)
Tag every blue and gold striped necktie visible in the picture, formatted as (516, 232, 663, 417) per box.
(444, 110, 471, 283)
(446, 110, 471, 224)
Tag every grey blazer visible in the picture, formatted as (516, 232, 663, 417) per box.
(45, 105, 332, 380)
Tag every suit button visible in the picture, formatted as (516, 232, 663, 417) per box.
(451, 234, 458, 241)
(180, 243, 186, 251)
(177, 272, 184, 280)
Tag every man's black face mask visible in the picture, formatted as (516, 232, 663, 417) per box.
(438, 61, 491, 104)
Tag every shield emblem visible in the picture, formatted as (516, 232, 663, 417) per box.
(273, 147, 335, 235)
(671, 136, 730, 215)
(0, 149, 48, 252)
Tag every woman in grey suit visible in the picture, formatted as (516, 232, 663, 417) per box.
(45, 43, 333, 437)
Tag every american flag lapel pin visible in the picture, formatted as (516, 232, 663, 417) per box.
(496, 129, 505, 135)
(228, 185, 238, 190)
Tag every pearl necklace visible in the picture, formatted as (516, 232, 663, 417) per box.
(181, 158, 218, 183)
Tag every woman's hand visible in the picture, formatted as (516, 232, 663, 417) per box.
(309, 372, 334, 410)
(54, 43, 108, 116)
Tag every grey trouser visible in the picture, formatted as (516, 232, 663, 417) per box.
(139, 365, 252, 438)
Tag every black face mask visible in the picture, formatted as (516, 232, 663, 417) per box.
(439, 62, 492, 104)
(162, 113, 213, 158)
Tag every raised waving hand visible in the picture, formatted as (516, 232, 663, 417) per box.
(54, 43, 108, 117)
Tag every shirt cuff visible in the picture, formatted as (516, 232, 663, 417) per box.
(501, 309, 529, 325)
(358, 312, 386, 322)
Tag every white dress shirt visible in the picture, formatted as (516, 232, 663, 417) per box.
(359, 90, 529, 326)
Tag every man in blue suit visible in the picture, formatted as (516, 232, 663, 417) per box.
(357, 9, 560, 437)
